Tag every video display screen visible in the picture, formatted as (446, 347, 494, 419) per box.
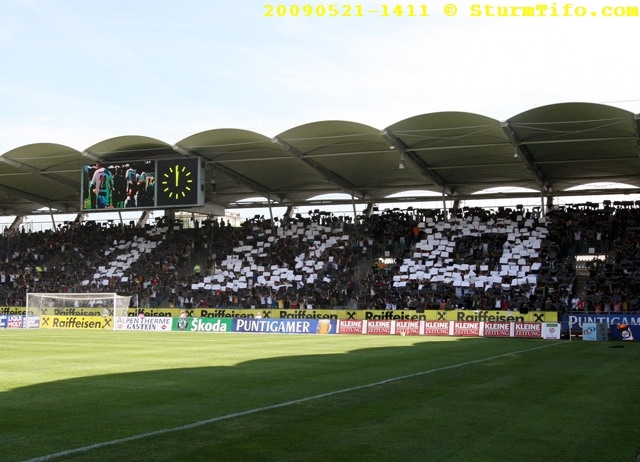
(81, 158, 204, 211)
(82, 161, 155, 210)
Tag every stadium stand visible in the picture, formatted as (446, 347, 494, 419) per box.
(2, 201, 640, 313)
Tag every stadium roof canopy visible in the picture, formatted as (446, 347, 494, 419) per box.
(1, 102, 639, 217)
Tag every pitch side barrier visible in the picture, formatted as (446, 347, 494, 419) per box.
(0, 307, 559, 324)
(0, 314, 561, 339)
(0, 307, 558, 323)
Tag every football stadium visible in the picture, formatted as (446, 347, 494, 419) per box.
(2, 2, 640, 461)
(2, 102, 640, 461)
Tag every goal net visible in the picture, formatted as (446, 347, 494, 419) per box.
(25, 293, 132, 328)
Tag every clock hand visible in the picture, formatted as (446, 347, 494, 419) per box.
(175, 165, 179, 187)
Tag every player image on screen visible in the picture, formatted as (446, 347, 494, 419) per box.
(112, 166, 127, 208)
(89, 163, 114, 209)
(137, 170, 155, 207)
(82, 161, 154, 211)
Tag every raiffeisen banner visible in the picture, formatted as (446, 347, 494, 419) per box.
(114, 308, 557, 323)
(40, 315, 113, 330)
(233, 318, 335, 335)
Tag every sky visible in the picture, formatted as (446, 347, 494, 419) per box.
(1, 0, 639, 227)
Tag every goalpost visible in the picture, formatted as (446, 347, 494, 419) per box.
(25, 293, 132, 329)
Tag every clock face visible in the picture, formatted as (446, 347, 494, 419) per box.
(156, 158, 201, 207)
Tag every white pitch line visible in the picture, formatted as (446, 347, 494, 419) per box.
(22, 341, 565, 462)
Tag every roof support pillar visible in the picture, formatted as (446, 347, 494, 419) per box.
(442, 191, 448, 221)
(362, 202, 375, 217)
(352, 195, 358, 231)
(164, 209, 176, 222)
(49, 208, 56, 230)
(9, 216, 23, 231)
(283, 206, 294, 220)
(451, 199, 460, 219)
(546, 195, 554, 217)
(137, 211, 150, 228)
(268, 196, 275, 235)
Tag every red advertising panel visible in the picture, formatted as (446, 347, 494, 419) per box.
(366, 320, 392, 335)
(453, 321, 481, 337)
(483, 322, 511, 338)
(423, 321, 450, 336)
(514, 322, 542, 338)
(338, 320, 364, 334)
(395, 320, 420, 336)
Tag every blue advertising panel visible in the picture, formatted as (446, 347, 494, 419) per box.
(563, 314, 640, 341)
(610, 323, 638, 341)
(0, 315, 6, 328)
(233, 318, 336, 335)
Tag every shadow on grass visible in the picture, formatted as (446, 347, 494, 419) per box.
(1, 335, 636, 462)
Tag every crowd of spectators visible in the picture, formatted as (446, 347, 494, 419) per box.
(564, 201, 640, 313)
(356, 206, 568, 312)
(1, 200, 640, 313)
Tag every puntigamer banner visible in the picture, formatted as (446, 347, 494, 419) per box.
(564, 314, 640, 341)
(233, 318, 335, 335)
(564, 314, 640, 329)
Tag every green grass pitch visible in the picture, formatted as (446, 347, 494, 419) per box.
(1, 330, 639, 461)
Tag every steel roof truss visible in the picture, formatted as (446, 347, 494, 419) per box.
(271, 137, 364, 199)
